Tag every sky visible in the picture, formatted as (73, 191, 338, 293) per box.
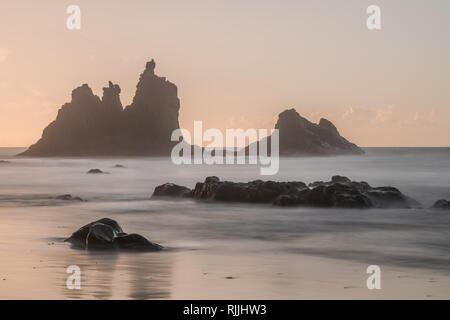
(0, 0, 449, 147)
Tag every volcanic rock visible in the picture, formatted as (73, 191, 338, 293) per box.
(152, 176, 420, 209)
(257, 109, 364, 156)
(153, 183, 192, 198)
(64, 218, 163, 251)
(19, 60, 180, 157)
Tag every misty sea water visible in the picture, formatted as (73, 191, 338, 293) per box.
(0, 147, 449, 299)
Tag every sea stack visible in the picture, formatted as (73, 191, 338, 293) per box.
(19, 60, 180, 157)
(263, 108, 364, 156)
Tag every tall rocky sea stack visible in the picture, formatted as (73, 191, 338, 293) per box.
(259, 108, 364, 156)
(19, 60, 180, 156)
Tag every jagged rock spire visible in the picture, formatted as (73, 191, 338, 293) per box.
(19, 60, 181, 156)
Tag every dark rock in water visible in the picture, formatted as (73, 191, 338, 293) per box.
(331, 175, 351, 184)
(113, 234, 163, 251)
(114, 164, 125, 168)
(307, 183, 372, 208)
(273, 188, 311, 207)
(153, 183, 192, 198)
(365, 187, 421, 208)
(86, 223, 117, 250)
(87, 169, 107, 174)
(64, 218, 162, 251)
(18, 60, 180, 157)
(0, 160, 11, 163)
(305, 178, 415, 208)
(192, 177, 308, 203)
(309, 177, 372, 193)
(431, 199, 450, 209)
(152, 175, 420, 209)
(65, 218, 123, 249)
(56, 194, 84, 201)
(251, 109, 364, 156)
(154, 176, 308, 204)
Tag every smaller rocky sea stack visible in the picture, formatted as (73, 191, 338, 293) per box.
(260, 109, 364, 156)
(431, 200, 450, 209)
(64, 218, 163, 251)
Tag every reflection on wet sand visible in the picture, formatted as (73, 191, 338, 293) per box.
(60, 250, 172, 299)
(125, 252, 172, 299)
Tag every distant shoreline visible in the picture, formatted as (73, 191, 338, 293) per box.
(1, 146, 449, 161)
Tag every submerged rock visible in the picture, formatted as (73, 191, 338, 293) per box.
(64, 218, 162, 251)
(431, 199, 450, 209)
(56, 194, 84, 201)
(152, 176, 420, 209)
(87, 169, 108, 174)
(114, 164, 125, 168)
(153, 183, 192, 198)
(0, 160, 10, 163)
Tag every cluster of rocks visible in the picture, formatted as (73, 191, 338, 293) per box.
(152, 175, 428, 209)
(64, 218, 163, 251)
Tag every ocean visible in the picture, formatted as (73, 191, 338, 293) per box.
(0, 147, 449, 299)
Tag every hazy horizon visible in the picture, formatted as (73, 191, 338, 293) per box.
(1, 0, 450, 148)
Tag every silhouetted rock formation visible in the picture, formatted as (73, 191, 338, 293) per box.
(19, 60, 180, 157)
(431, 199, 450, 209)
(56, 194, 84, 201)
(87, 169, 108, 174)
(152, 176, 421, 209)
(257, 109, 363, 156)
(64, 218, 163, 251)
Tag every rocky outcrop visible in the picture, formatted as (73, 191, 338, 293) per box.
(87, 169, 108, 174)
(153, 183, 193, 198)
(305, 177, 420, 208)
(56, 194, 84, 201)
(257, 109, 364, 156)
(431, 200, 450, 209)
(152, 176, 421, 209)
(192, 176, 308, 203)
(19, 60, 180, 157)
(64, 218, 163, 251)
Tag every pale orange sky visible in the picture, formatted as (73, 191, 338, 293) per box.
(1, 0, 449, 147)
